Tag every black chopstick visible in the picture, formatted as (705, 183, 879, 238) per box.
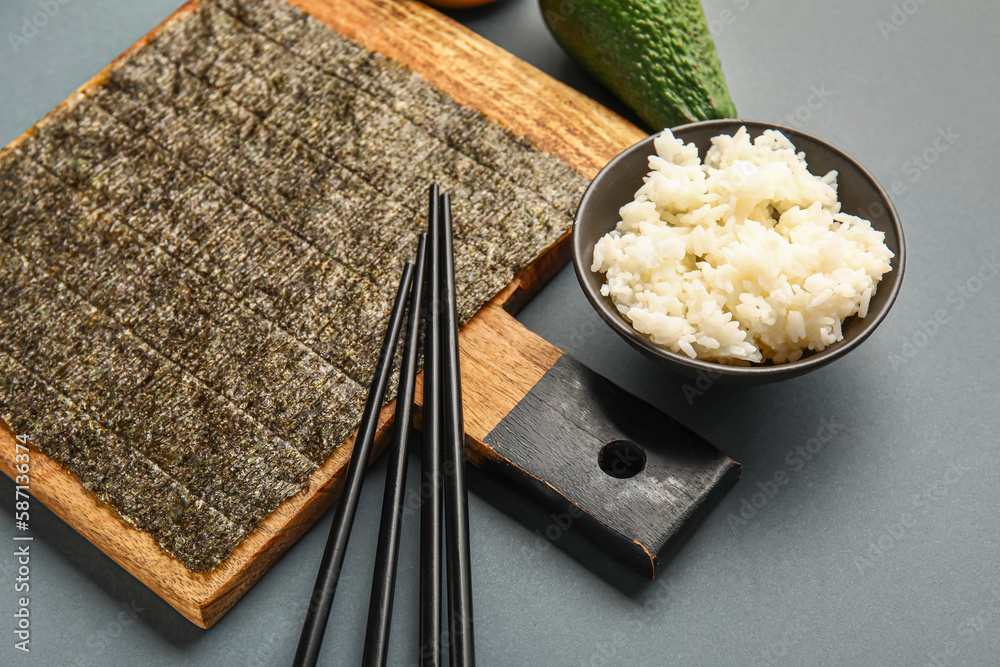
(293, 262, 415, 667)
(362, 234, 429, 667)
(439, 193, 476, 667)
(419, 186, 444, 667)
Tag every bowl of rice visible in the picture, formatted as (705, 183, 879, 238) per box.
(573, 120, 905, 384)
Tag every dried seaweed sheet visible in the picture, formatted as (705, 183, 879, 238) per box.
(0, 0, 589, 571)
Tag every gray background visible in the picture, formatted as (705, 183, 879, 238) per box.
(1, 0, 998, 665)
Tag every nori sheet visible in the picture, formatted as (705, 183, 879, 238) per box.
(0, 0, 589, 571)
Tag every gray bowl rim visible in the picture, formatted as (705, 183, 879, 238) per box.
(571, 119, 907, 380)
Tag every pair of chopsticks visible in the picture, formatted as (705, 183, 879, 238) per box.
(293, 185, 475, 667)
(421, 186, 476, 667)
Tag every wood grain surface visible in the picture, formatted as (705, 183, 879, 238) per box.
(0, 0, 645, 627)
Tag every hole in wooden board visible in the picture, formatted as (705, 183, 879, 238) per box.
(598, 439, 646, 479)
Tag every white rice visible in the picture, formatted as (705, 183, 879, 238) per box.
(591, 126, 894, 364)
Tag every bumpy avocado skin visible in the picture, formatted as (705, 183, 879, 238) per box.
(540, 0, 737, 130)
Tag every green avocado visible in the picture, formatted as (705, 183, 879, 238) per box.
(540, 0, 737, 130)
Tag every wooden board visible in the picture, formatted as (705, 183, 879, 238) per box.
(0, 0, 645, 628)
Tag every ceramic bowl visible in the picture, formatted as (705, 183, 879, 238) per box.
(571, 120, 906, 384)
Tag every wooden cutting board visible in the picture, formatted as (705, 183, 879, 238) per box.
(0, 0, 738, 628)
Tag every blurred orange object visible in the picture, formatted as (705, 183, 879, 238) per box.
(424, 0, 500, 8)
